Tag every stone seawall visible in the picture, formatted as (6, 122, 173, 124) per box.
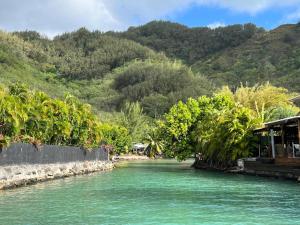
(0, 161, 114, 190)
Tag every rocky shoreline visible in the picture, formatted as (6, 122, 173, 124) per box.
(112, 155, 149, 161)
(0, 161, 114, 190)
(0, 154, 151, 190)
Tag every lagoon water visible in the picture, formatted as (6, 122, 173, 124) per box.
(0, 160, 300, 225)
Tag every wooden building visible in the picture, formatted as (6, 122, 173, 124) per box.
(254, 116, 300, 166)
(239, 98, 300, 180)
(290, 95, 300, 107)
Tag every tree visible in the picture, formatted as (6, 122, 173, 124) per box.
(113, 59, 213, 116)
(0, 84, 104, 149)
(119, 102, 148, 143)
(143, 128, 164, 158)
(100, 123, 131, 154)
(217, 83, 299, 122)
(158, 94, 259, 167)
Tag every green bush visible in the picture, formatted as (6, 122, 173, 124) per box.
(100, 123, 131, 154)
(158, 94, 259, 167)
(0, 84, 102, 149)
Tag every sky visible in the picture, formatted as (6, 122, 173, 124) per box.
(1, 0, 300, 37)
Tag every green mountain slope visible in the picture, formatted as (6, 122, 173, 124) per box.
(2, 21, 300, 117)
(114, 21, 300, 92)
(191, 23, 300, 92)
(112, 21, 263, 64)
(0, 29, 213, 117)
(0, 30, 70, 97)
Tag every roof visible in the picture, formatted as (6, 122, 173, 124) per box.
(132, 143, 148, 149)
(254, 116, 300, 132)
(264, 116, 300, 126)
(290, 95, 300, 102)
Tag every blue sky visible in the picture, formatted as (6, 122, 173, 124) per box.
(170, 3, 297, 30)
(1, 0, 300, 37)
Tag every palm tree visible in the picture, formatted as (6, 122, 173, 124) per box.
(144, 129, 164, 158)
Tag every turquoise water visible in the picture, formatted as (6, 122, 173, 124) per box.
(0, 160, 300, 225)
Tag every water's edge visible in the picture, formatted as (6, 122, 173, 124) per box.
(0, 155, 151, 190)
(0, 161, 114, 190)
(193, 158, 300, 182)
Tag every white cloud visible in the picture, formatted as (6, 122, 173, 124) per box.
(207, 22, 226, 29)
(285, 8, 300, 22)
(0, 0, 300, 37)
(0, 0, 124, 37)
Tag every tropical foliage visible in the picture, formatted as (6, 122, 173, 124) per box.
(143, 128, 164, 158)
(0, 84, 103, 149)
(99, 123, 131, 154)
(2, 21, 300, 161)
(157, 83, 299, 167)
(217, 83, 299, 122)
(0, 83, 129, 152)
(118, 102, 149, 142)
(3, 22, 300, 118)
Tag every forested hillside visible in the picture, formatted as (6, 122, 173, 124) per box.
(112, 21, 300, 92)
(113, 21, 263, 64)
(191, 23, 300, 91)
(1, 20, 300, 119)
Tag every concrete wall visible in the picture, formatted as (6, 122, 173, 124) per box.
(0, 161, 114, 190)
(0, 143, 109, 165)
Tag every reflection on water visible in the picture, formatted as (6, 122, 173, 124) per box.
(0, 159, 299, 225)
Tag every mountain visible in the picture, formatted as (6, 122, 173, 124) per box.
(111, 21, 300, 92)
(111, 21, 263, 64)
(0, 28, 213, 117)
(1, 21, 300, 118)
(191, 23, 300, 91)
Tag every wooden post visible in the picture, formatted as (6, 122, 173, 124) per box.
(258, 134, 261, 158)
(297, 119, 300, 158)
(281, 125, 285, 157)
(270, 129, 276, 159)
(298, 120, 300, 145)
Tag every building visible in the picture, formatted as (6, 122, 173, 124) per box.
(239, 116, 300, 180)
(132, 143, 148, 155)
(254, 116, 300, 165)
(237, 97, 300, 180)
(290, 95, 300, 107)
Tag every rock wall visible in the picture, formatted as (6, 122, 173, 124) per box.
(0, 161, 114, 190)
(0, 143, 113, 190)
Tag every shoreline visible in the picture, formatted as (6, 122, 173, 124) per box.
(0, 161, 114, 190)
(193, 158, 300, 182)
(0, 155, 150, 190)
(112, 154, 149, 161)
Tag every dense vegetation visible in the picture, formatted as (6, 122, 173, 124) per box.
(1, 21, 300, 162)
(156, 84, 299, 166)
(112, 21, 300, 93)
(113, 59, 213, 116)
(114, 21, 262, 64)
(191, 23, 300, 91)
(0, 84, 101, 148)
(0, 84, 131, 153)
(2, 21, 300, 116)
